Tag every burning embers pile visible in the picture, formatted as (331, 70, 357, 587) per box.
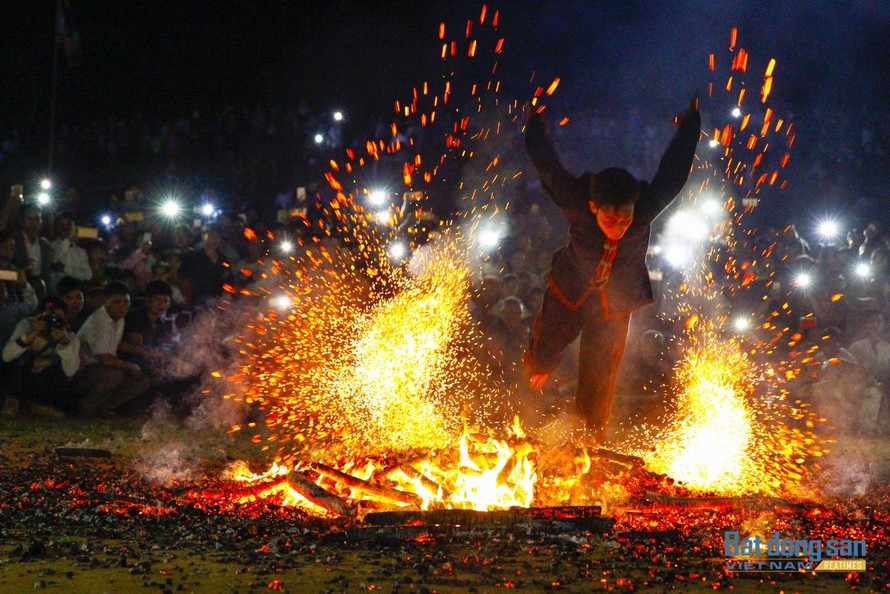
(215, 418, 537, 518)
(201, 237, 824, 519)
(199, 23, 824, 516)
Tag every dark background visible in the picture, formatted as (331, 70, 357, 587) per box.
(2, 1, 889, 223)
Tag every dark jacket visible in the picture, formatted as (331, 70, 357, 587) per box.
(13, 231, 54, 290)
(525, 109, 700, 319)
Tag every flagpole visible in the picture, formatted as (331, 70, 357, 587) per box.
(48, 0, 61, 175)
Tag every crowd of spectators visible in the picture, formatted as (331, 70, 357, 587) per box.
(1, 97, 889, 436)
(0, 187, 265, 418)
(467, 192, 890, 436)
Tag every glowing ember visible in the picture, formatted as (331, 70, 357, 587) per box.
(215, 22, 825, 518)
(233, 240, 496, 461)
(332, 244, 483, 452)
(642, 328, 822, 496)
(645, 331, 757, 491)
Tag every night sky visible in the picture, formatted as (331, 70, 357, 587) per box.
(3, 0, 890, 218)
(5, 1, 890, 120)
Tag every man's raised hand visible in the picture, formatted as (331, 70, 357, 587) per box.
(674, 91, 700, 126)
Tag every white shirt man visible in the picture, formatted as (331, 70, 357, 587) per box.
(73, 282, 149, 416)
(51, 217, 92, 291)
(77, 303, 126, 363)
(52, 237, 92, 281)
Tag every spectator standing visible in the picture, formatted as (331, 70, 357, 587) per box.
(13, 204, 53, 300)
(51, 212, 93, 291)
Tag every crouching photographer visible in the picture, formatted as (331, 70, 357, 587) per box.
(2, 296, 81, 416)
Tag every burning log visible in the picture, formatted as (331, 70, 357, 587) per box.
(395, 464, 448, 498)
(310, 462, 422, 507)
(591, 448, 644, 467)
(496, 441, 533, 486)
(285, 470, 354, 517)
(182, 477, 288, 502)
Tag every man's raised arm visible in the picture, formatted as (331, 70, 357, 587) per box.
(642, 95, 702, 219)
(524, 109, 577, 208)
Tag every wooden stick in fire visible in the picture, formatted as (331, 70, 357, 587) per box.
(396, 464, 449, 498)
(285, 470, 354, 517)
(310, 462, 423, 507)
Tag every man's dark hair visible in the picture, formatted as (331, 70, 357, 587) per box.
(104, 280, 130, 298)
(55, 276, 82, 296)
(144, 279, 173, 298)
(590, 167, 640, 207)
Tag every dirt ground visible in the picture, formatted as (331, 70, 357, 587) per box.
(1, 414, 888, 593)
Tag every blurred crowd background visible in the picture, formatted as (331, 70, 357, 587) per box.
(1, 98, 889, 437)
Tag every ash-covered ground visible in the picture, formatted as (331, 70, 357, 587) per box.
(1, 414, 889, 593)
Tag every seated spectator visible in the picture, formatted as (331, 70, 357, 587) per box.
(507, 249, 529, 275)
(234, 237, 268, 288)
(55, 275, 87, 331)
(812, 326, 863, 434)
(179, 225, 233, 308)
(81, 283, 107, 319)
(85, 240, 112, 288)
(617, 329, 674, 396)
(468, 274, 501, 331)
(151, 258, 186, 306)
(0, 280, 35, 346)
(120, 279, 198, 389)
(170, 224, 195, 254)
(73, 281, 150, 416)
(499, 273, 520, 300)
(523, 287, 545, 320)
(50, 212, 92, 291)
(2, 295, 81, 416)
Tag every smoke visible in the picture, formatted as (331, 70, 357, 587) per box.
(133, 294, 266, 484)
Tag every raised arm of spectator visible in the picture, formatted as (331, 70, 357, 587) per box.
(0, 188, 22, 234)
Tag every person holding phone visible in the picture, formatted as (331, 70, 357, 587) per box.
(51, 212, 93, 291)
(0, 185, 24, 234)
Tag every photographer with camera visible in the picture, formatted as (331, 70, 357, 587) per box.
(2, 295, 80, 417)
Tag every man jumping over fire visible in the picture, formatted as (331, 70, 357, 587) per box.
(522, 94, 701, 443)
